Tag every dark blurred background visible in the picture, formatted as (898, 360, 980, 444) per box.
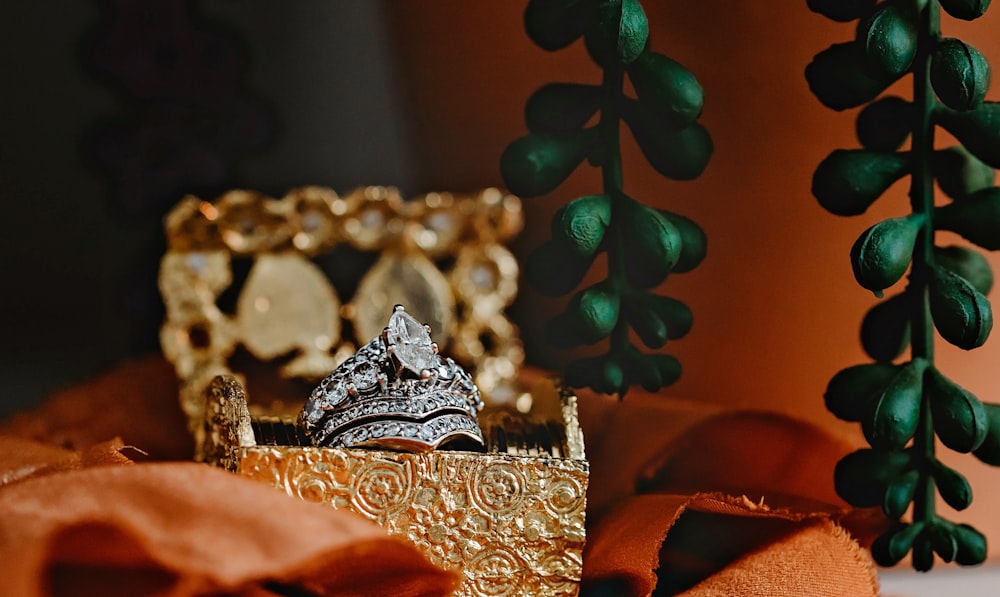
(0, 2, 420, 415)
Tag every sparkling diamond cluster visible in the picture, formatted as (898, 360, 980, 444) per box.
(325, 414, 483, 449)
(299, 307, 484, 451)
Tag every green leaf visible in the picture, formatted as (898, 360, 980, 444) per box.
(934, 246, 993, 295)
(861, 292, 911, 362)
(566, 354, 627, 395)
(889, 523, 925, 564)
(567, 280, 621, 343)
(872, 523, 910, 566)
(649, 353, 682, 387)
(825, 362, 900, 422)
(602, 358, 625, 394)
(641, 294, 693, 340)
(912, 531, 935, 572)
(806, 42, 898, 111)
(972, 403, 1000, 465)
(850, 214, 924, 295)
(500, 128, 598, 197)
(525, 240, 594, 297)
(856, 96, 913, 151)
(585, 0, 649, 66)
(620, 199, 682, 288)
(928, 368, 989, 453)
(524, 0, 594, 51)
(939, 0, 992, 21)
(931, 38, 991, 111)
(938, 102, 1000, 168)
(628, 52, 704, 129)
(807, 0, 877, 22)
(936, 187, 1000, 250)
(614, 0, 648, 64)
(526, 83, 602, 132)
(928, 521, 959, 563)
(952, 523, 988, 566)
(623, 348, 664, 393)
(929, 265, 993, 350)
(883, 469, 920, 519)
(551, 194, 611, 256)
(881, 522, 925, 565)
(931, 460, 973, 510)
(862, 359, 926, 450)
(859, 1, 918, 77)
(622, 293, 667, 349)
(834, 448, 912, 507)
(623, 294, 692, 349)
(931, 146, 996, 201)
(811, 149, 909, 216)
(623, 100, 713, 180)
(659, 210, 708, 273)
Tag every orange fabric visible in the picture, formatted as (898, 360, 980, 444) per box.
(0, 436, 132, 487)
(0, 357, 191, 460)
(0, 438, 459, 597)
(0, 356, 884, 596)
(577, 389, 884, 596)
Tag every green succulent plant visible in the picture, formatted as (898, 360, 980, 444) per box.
(502, 0, 712, 397)
(807, 0, 999, 571)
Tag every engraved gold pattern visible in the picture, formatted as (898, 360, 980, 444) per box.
(200, 374, 588, 597)
(239, 446, 587, 597)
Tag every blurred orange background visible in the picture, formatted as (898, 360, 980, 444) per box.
(384, 1, 1000, 557)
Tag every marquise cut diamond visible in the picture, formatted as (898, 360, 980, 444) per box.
(386, 308, 436, 373)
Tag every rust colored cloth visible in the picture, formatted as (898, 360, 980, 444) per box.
(0, 356, 883, 596)
(0, 437, 459, 597)
(0, 357, 192, 460)
(578, 391, 884, 596)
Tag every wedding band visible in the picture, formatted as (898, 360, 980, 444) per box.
(298, 304, 485, 452)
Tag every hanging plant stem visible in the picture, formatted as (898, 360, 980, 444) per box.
(501, 0, 712, 397)
(807, 0, 1000, 570)
(909, 1, 938, 547)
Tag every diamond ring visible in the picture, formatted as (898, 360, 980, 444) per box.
(298, 305, 485, 452)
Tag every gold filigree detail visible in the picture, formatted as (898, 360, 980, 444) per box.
(238, 445, 587, 597)
(202, 375, 588, 597)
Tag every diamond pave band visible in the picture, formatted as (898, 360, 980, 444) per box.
(299, 305, 485, 452)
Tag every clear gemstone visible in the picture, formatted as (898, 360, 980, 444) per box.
(353, 363, 379, 389)
(386, 309, 436, 373)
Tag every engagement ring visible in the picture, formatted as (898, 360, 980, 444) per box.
(298, 305, 485, 452)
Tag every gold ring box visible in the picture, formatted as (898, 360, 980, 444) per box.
(159, 186, 589, 597)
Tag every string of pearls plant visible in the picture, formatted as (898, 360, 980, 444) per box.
(807, 0, 1000, 570)
(501, 0, 712, 397)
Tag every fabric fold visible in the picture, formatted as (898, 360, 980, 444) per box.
(0, 462, 460, 597)
(576, 389, 885, 596)
(583, 491, 880, 597)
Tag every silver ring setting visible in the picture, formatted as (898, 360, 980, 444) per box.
(299, 305, 485, 452)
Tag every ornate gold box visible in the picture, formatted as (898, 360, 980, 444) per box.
(159, 186, 589, 597)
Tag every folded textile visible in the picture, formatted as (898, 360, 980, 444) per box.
(0, 439, 459, 597)
(0, 356, 884, 596)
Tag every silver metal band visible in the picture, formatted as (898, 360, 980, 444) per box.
(299, 305, 485, 452)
